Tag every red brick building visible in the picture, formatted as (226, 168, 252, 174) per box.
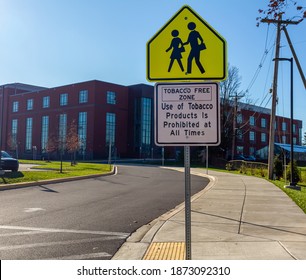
(0, 81, 157, 160)
(233, 102, 303, 159)
(0, 80, 303, 161)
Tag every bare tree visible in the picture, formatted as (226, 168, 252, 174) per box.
(6, 133, 18, 158)
(219, 65, 246, 159)
(257, 0, 306, 26)
(66, 119, 79, 166)
(45, 134, 58, 161)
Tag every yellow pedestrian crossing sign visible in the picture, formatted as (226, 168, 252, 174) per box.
(147, 5, 227, 82)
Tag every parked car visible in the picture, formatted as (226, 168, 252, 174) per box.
(0, 151, 19, 172)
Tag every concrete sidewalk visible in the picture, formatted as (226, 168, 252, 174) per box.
(113, 168, 306, 260)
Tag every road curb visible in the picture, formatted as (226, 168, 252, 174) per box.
(0, 165, 117, 191)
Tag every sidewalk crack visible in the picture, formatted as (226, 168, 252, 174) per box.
(238, 179, 247, 234)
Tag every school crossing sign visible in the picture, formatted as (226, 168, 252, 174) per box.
(147, 5, 227, 81)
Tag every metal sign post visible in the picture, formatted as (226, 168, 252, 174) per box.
(206, 145, 209, 174)
(184, 146, 192, 260)
(154, 82, 221, 260)
(148, 5, 226, 262)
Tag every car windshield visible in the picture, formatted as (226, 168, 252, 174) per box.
(1, 151, 12, 158)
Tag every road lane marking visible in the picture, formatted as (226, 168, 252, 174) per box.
(0, 231, 49, 237)
(0, 225, 129, 238)
(0, 236, 123, 251)
(50, 252, 111, 260)
(24, 208, 46, 213)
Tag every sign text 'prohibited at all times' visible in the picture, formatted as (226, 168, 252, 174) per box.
(154, 82, 220, 146)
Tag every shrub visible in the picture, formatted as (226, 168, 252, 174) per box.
(258, 166, 267, 177)
(286, 161, 301, 183)
(225, 162, 233, 171)
(239, 162, 247, 174)
(274, 155, 283, 180)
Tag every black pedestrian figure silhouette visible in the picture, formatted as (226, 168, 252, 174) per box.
(183, 22, 206, 75)
(166, 30, 185, 72)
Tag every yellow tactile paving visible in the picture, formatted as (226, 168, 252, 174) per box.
(143, 242, 185, 260)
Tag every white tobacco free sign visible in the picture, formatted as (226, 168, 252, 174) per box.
(154, 82, 220, 146)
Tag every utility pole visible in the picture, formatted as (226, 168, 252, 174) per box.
(231, 93, 238, 160)
(261, 17, 301, 180)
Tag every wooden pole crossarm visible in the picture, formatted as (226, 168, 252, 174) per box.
(261, 18, 302, 25)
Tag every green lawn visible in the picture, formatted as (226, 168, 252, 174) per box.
(0, 160, 112, 185)
(272, 180, 306, 213)
(204, 164, 306, 214)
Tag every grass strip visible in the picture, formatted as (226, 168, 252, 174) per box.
(199, 166, 306, 214)
(271, 180, 306, 214)
(1, 160, 112, 185)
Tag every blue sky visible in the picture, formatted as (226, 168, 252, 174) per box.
(0, 0, 305, 133)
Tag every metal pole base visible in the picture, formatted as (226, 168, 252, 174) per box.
(284, 184, 301, 191)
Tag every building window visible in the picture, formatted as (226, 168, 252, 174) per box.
(282, 122, 286, 131)
(249, 116, 255, 126)
(25, 118, 33, 150)
(293, 137, 297, 145)
(41, 116, 49, 151)
(237, 146, 244, 155)
(60, 93, 68, 106)
(261, 132, 266, 142)
(106, 113, 116, 145)
(11, 119, 18, 150)
(282, 135, 286, 144)
(59, 114, 67, 149)
(107, 91, 116, 104)
(78, 112, 87, 154)
(12, 101, 19, 112)
(27, 99, 33, 110)
(293, 124, 296, 134)
(249, 131, 255, 141)
(261, 118, 266, 128)
(134, 97, 152, 150)
(43, 96, 50, 108)
(141, 98, 152, 147)
(79, 90, 88, 104)
(249, 147, 255, 156)
(237, 113, 242, 124)
(236, 129, 243, 140)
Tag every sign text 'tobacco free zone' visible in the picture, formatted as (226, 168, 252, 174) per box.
(154, 83, 220, 146)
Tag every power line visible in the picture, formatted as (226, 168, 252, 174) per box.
(245, 24, 276, 96)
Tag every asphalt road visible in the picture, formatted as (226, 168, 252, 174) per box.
(0, 164, 209, 260)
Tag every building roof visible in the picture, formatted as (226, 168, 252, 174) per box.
(275, 143, 306, 154)
(2, 83, 48, 92)
(239, 101, 271, 115)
